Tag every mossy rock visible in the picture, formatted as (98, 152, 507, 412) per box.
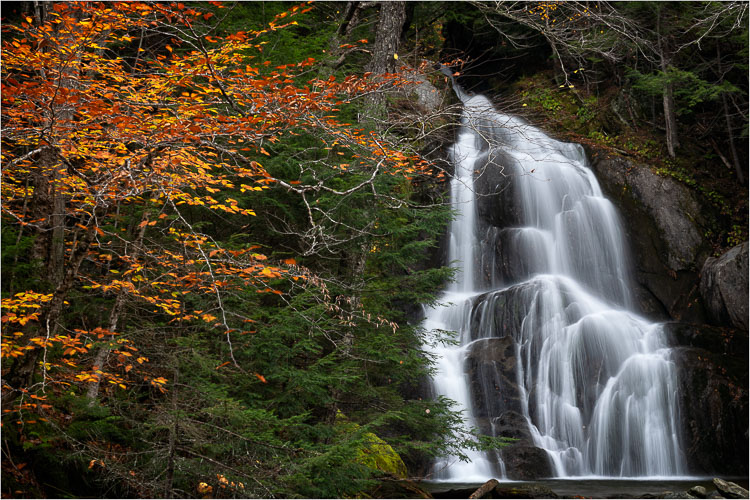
(356, 432, 408, 479)
(335, 411, 408, 479)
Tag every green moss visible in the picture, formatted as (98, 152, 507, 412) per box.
(355, 432, 408, 479)
(335, 411, 408, 479)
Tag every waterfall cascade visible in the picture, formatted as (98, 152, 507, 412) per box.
(424, 92, 686, 480)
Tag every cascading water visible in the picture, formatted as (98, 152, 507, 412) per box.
(424, 87, 686, 481)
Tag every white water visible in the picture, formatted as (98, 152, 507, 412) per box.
(423, 93, 685, 480)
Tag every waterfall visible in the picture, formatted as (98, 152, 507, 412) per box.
(424, 91, 686, 480)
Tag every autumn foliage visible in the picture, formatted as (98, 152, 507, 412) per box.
(1, 1, 427, 419)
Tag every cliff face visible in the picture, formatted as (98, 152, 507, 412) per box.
(585, 146, 712, 323)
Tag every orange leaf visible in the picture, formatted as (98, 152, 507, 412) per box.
(254, 373, 267, 383)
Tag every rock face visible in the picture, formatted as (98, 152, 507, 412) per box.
(474, 150, 523, 230)
(663, 323, 749, 476)
(700, 242, 749, 331)
(586, 148, 710, 322)
(464, 338, 554, 480)
(466, 337, 524, 425)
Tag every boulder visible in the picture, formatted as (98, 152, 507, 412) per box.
(490, 411, 533, 442)
(586, 148, 709, 322)
(712, 478, 749, 499)
(700, 242, 749, 330)
(335, 411, 409, 479)
(663, 492, 697, 499)
(687, 485, 709, 498)
(500, 445, 554, 480)
(405, 71, 444, 114)
(356, 432, 408, 478)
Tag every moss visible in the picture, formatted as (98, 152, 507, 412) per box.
(355, 432, 408, 479)
(335, 411, 408, 479)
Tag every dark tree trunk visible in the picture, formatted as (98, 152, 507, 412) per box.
(656, 7, 679, 158)
(364, 1, 407, 75)
(716, 44, 744, 184)
(362, 1, 407, 125)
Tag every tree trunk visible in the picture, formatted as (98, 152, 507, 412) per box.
(716, 44, 744, 184)
(86, 211, 149, 404)
(364, 1, 407, 75)
(721, 92, 744, 184)
(662, 75, 679, 158)
(656, 7, 679, 158)
(7, 221, 99, 396)
(164, 367, 179, 498)
(362, 1, 407, 124)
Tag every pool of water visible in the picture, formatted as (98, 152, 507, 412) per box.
(422, 477, 749, 498)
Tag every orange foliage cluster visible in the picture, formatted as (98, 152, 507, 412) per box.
(1, 1, 426, 416)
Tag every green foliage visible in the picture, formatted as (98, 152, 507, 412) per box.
(627, 67, 739, 115)
(1, 226, 39, 293)
(727, 225, 746, 247)
(587, 130, 615, 146)
(521, 85, 563, 112)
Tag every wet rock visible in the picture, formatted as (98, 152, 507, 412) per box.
(586, 148, 709, 322)
(712, 478, 749, 499)
(491, 410, 533, 442)
(687, 485, 709, 498)
(500, 445, 554, 480)
(493, 484, 559, 498)
(700, 242, 749, 330)
(663, 492, 697, 499)
(475, 149, 523, 229)
(465, 337, 524, 423)
(672, 345, 749, 476)
(469, 286, 532, 342)
(479, 227, 551, 286)
(662, 322, 747, 358)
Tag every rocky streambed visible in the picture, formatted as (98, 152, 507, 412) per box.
(420, 477, 749, 499)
